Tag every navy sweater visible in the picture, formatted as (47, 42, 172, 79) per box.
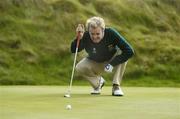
(71, 28, 134, 66)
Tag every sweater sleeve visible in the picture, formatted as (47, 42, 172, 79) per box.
(70, 36, 85, 53)
(109, 28, 134, 66)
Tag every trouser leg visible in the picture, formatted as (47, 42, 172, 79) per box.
(112, 62, 128, 85)
(75, 58, 104, 88)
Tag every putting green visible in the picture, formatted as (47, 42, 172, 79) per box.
(0, 86, 179, 119)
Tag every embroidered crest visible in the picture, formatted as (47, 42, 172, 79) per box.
(92, 47, 96, 53)
(108, 44, 114, 51)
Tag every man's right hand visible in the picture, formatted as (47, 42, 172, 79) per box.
(76, 24, 85, 39)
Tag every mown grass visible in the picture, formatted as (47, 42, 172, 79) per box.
(1, 86, 180, 119)
(0, 0, 179, 86)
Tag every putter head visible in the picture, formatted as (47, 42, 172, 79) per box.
(64, 94, 71, 98)
(64, 89, 71, 98)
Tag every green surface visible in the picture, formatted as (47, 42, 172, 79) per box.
(1, 86, 180, 119)
(0, 0, 180, 85)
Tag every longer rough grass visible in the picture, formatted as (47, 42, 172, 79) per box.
(0, 86, 180, 119)
(0, 0, 180, 85)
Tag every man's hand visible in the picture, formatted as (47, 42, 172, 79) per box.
(76, 24, 85, 39)
(104, 64, 113, 73)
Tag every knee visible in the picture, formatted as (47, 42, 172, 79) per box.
(75, 63, 88, 74)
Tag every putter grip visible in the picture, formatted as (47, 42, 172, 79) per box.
(76, 32, 81, 48)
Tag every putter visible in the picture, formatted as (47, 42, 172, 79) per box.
(64, 32, 81, 98)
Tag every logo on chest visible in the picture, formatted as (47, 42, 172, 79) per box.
(108, 44, 114, 51)
(92, 47, 97, 54)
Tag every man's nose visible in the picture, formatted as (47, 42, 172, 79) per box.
(93, 35, 98, 38)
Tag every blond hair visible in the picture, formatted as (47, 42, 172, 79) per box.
(86, 16, 105, 31)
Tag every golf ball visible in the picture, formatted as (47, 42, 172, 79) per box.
(64, 94, 70, 98)
(66, 104, 72, 110)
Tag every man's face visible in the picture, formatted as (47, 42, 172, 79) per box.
(89, 27, 104, 43)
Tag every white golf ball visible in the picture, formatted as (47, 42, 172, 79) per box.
(66, 104, 72, 110)
(64, 94, 70, 98)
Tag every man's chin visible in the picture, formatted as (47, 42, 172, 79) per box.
(92, 39, 101, 43)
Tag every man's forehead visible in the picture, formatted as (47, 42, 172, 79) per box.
(89, 27, 102, 32)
